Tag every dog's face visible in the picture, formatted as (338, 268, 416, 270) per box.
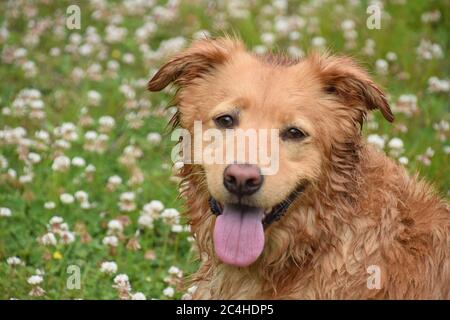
(149, 37, 393, 267)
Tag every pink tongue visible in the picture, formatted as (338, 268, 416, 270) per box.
(213, 204, 265, 267)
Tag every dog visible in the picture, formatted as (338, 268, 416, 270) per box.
(148, 36, 450, 299)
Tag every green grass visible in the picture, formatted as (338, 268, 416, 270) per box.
(0, 0, 448, 299)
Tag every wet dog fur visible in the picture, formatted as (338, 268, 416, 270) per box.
(148, 36, 450, 299)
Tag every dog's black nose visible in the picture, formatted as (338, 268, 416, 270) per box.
(223, 164, 263, 196)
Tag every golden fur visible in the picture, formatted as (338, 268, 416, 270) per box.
(148, 37, 450, 299)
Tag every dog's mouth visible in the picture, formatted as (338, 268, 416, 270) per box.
(209, 184, 306, 267)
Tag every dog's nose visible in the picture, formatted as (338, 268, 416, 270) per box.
(223, 164, 263, 196)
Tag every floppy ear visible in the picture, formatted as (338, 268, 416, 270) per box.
(312, 53, 394, 123)
(148, 37, 244, 92)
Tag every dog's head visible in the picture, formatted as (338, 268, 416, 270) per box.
(148, 37, 393, 267)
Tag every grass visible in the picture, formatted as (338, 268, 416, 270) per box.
(0, 0, 448, 299)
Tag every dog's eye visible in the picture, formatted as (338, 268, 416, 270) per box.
(214, 114, 235, 129)
(281, 127, 307, 141)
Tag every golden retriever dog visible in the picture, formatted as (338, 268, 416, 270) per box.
(148, 36, 450, 299)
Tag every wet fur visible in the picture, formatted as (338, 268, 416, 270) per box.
(148, 37, 450, 299)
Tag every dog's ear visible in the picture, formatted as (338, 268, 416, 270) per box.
(148, 37, 244, 91)
(311, 53, 394, 123)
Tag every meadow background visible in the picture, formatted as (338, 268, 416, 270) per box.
(0, 0, 448, 300)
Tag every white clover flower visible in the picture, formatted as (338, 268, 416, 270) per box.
(138, 215, 154, 228)
(105, 25, 128, 43)
(163, 286, 175, 298)
(99, 116, 116, 131)
(44, 201, 56, 210)
(27, 275, 43, 285)
(50, 47, 61, 57)
(28, 152, 41, 164)
(74, 190, 89, 203)
(109, 175, 122, 184)
(398, 157, 409, 165)
(421, 10, 441, 23)
(35, 130, 50, 141)
(0, 207, 12, 217)
(119, 192, 137, 212)
(59, 231, 75, 244)
(386, 52, 397, 62)
(287, 46, 304, 58)
(341, 19, 355, 31)
(69, 33, 82, 44)
(52, 155, 71, 172)
(147, 132, 162, 144)
(85, 130, 98, 141)
(120, 191, 135, 202)
(7, 169, 17, 179)
(274, 17, 290, 35)
(107, 60, 120, 72)
(72, 157, 86, 167)
(0, 155, 8, 169)
(85, 164, 96, 173)
(388, 138, 404, 158)
(416, 39, 443, 60)
(311, 36, 326, 48)
(113, 274, 129, 285)
(260, 32, 275, 46)
(59, 122, 78, 141)
(428, 77, 450, 93)
(122, 53, 135, 64)
(87, 90, 102, 107)
(388, 138, 404, 150)
(171, 224, 183, 233)
(367, 134, 385, 150)
(7, 256, 23, 266)
(113, 273, 132, 300)
(103, 235, 119, 247)
(79, 43, 93, 56)
(395, 94, 418, 116)
(49, 216, 64, 225)
(60, 193, 75, 204)
(35, 268, 45, 276)
(108, 219, 123, 232)
(131, 292, 146, 300)
(30, 99, 44, 110)
(54, 139, 71, 149)
(100, 261, 118, 275)
(375, 59, 388, 75)
(41, 232, 57, 246)
(107, 175, 122, 191)
(161, 208, 180, 225)
(19, 174, 33, 184)
(145, 200, 164, 213)
(168, 266, 181, 276)
(80, 201, 91, 209)
(253, 45, 267, 55)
